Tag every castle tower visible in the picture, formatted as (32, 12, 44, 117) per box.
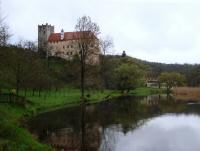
(38, 23, 54, 52)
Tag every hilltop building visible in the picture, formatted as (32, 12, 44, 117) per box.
(38, 23, 100, 63)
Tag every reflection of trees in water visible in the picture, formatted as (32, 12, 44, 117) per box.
(97, 96, 186, 151)
(29, 95, 187, 151)
(81, 102, 103, 151)
(81, 102, 86, 151)
(46, 127, 80, 150)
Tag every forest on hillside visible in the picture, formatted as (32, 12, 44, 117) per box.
(143, 61, 200, 86)
(0, 46, 148, 94)
(1, 44, 200, 96)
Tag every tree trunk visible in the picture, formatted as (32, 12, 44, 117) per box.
(38, 88, 41, 97)
(32, 89, 35, 96)
(16, 63, 21, 96)
(24, 88, 27, 96)
(81, 49, 85, 100)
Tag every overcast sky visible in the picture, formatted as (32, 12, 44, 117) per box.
(2, 0, 200, 64)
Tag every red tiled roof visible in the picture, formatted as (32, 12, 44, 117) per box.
(48, 31, 95, 42)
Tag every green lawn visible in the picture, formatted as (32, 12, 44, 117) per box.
(15, 87, 121, 113)
(3, 86, 164, 114)
(17, 87, 163, 112)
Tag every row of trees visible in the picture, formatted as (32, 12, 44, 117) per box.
(0, 46, 61, 95)
(61, 54, 147, 94)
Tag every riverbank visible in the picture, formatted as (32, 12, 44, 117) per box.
(0, 87, 163, 151)
(0, 104, 53, 151)
(16, 86, 163, 113)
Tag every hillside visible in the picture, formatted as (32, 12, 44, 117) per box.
(104, 55, 200, 86)
(1, 45, 200, 92)
(145, 61, 199, 86)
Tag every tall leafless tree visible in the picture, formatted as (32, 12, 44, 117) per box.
(75, 16, 100, 151)
(75, 16, 100, 100)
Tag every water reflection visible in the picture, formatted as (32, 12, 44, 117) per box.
(114, 114, 200, 151)
(28, 95, 200, 151)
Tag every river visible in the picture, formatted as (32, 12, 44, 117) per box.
(28, 95, 200, 151)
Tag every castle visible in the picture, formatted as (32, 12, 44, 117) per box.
(38, 23, 100, 63)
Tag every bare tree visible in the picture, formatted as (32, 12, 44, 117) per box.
(17, 39, 38, 52)
(0, 16, 11, 46)
(75, 16, 100, 151)
(75, 16, 100, 99)
(100, 36, 113, 56)
(100, 36, 113, 88)
(23, 40, 38, 52)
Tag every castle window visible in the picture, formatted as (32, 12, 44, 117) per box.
(67, 52, 69, 55)
(71, 45, 73, 48)
(63, 46, 65, 49)
(67, 45, 69, 48)
(70, 52, 72, 55)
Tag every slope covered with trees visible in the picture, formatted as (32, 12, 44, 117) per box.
(145, 61, 200, 86)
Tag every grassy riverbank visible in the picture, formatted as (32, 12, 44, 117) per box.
(0, 104, 53, 151)
(0, 87, 163, 151)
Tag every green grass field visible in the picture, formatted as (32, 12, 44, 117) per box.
(15, 87, 120, 113)
(16, 87, 163, 112)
